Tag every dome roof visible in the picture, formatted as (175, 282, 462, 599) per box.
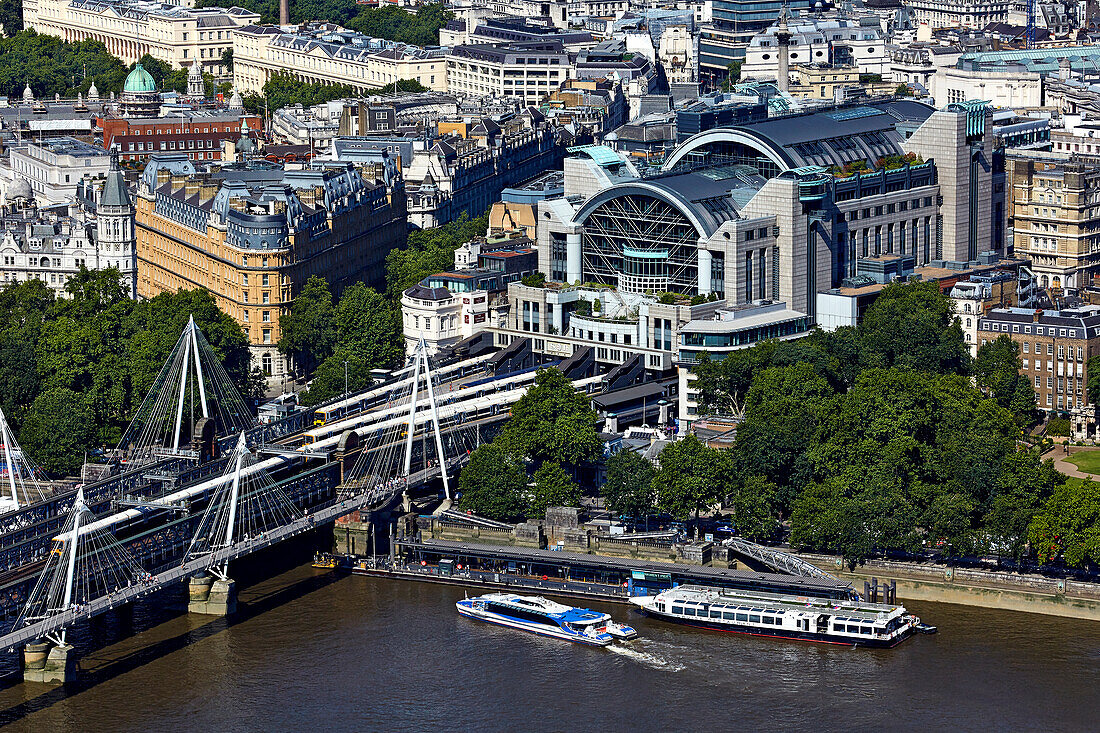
(228, 88, 243, 110)
(22, 84, 33, 102)
(9, 178, 33, 201)
(124, 64, 158, 94)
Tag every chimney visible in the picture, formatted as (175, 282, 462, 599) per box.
(279, 0, 289, 25)
(1033, 309, 1044, 323)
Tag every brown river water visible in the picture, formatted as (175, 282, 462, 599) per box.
(0, 549, 1095, 732)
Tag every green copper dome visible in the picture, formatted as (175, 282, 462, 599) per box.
(123, 64, 158, 94)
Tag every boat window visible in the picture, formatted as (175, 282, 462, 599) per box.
(683, 607, 697, 616)
(847, 624, 860, 633)
(710, 609, 722, 619)
(671, 605, 684, 615)
(736, 613, 748, 622)
(722, 611, 736, 620)
(861, 626, 873, 635)
(486, 602, 559, 627)
(761, 616, 773, 625)
(749, 614, 761, 623)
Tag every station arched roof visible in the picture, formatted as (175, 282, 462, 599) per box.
(663, 99, 936, 173)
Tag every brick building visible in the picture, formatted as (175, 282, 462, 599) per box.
(135, 154, 407, 377)
(98, 112, 263, 163)
(977, 305, 1100, 438)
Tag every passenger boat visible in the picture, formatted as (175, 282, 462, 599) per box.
(632, 585, 919, 648)
(456, 593, 636, 646)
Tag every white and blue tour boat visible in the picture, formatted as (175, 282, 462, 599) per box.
(456, 593, 637, 646)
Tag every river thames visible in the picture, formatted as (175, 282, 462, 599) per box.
(0, 560, 1096, 732)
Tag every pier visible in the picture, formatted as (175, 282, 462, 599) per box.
(345, 538, 857, 603)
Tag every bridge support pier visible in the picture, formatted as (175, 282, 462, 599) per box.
(23, 641, 77, 684)
(188, 574, 237, 616)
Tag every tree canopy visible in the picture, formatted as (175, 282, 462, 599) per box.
(495, 368, 602, 469)
(385, 210, 490, 299)
(278, 276, 402, 402)
(688, 280, 1066, 568)
(457, 444, 527, 521)
(601, 449, 655, 519)
(652, 434, 734, 520)
(0, 270, 256, 477)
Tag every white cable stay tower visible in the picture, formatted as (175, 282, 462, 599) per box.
(0, 406, 48, 512)
(119, 315, 254, 467)
(343, 340, 489, 510)
(15, 488, 148, 645)
(185, 433, 303, 582)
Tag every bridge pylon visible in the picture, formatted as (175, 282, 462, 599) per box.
(117, 314, 255, 468)
(16, 487, 149, 683)
(184, 432, 302, 615)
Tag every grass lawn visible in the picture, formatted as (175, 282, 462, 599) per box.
(1065, 450, 1100, 475)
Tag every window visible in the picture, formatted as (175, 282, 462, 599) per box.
(262, 328, 271, 344)
(749, 614, 761, 623)
(262, 310, 270, 323)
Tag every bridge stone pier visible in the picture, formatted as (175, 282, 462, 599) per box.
(187, 574, 237, 616)
(23, 640, 77, 684)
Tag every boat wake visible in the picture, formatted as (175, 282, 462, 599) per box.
(605, 642, 685, 672)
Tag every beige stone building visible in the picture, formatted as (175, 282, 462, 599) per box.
(788, 65, 860, 100)
(25, 0, 258, 74)
(232, 23, 448, 95)
(1007, 149, 1100, 292)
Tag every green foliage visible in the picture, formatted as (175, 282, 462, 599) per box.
(730, 475, 778, 542)
(496, 368, 602, 468)
(1029, 478, 1100, 566)
(528, 461, 582, 519)
(0, 0, 23, 36)
(973, 335, 1036, 424)
(385, 210, 490, 299)
(279, 276, 401, 388)
(592, 298, 602, 314)
(691, 279, 1060, 563)
(300, 347, 373, 407)
(721, 60, 743, 91)
(278, 276, 337, 374)
(573, 300, 592, 317)
(0, 31, 129, 99)
(652, 434, 734, 519)
(859, 280, 970, 374)
(1046, 417, 1071, 437)
(19, 388, 94, 476)
(521, 271, 546, 288)
(895, 83, 911, 97)
(222, 48, 233, 73)
(601, 449, 656, 518)
(347, 3, 454, 46)
(859, 73, 883, 83)
(0, 270, 254, 476)
(244, 72, 357, 115)
(458, 443, 527, 521)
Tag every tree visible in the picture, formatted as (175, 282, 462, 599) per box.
(984, 452, 1063, 559)
(528, 461, 582, 519)
(652, 435, 733, 519)
(332, 282, 402, 369)
(0, 32, 129, 100)
(19, 388, 95, 476)
(1087, 356, 1100, 407)
(733, 362, 834, 513)
(347, 3, 454, 45)
(278, 276, 337, 375)
(299, 348, 373, 407)
(0, 0, 23, 36)
(731, 475, 778, 542)
(457, 444, 527, 521)
(221, 48, 233, 73)
(973, 335, 1035, 423)
(601, 449, 655, 519)
(1029, 478, 1100, 567)
(496, 368, 602, 468)
(385, 210, 490, 299)
(789, 480, 875, 571)
(858, 280, 970, 375)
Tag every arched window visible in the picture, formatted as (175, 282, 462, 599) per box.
(966, 318, 971, 328)
(40, 257, 50, 268)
